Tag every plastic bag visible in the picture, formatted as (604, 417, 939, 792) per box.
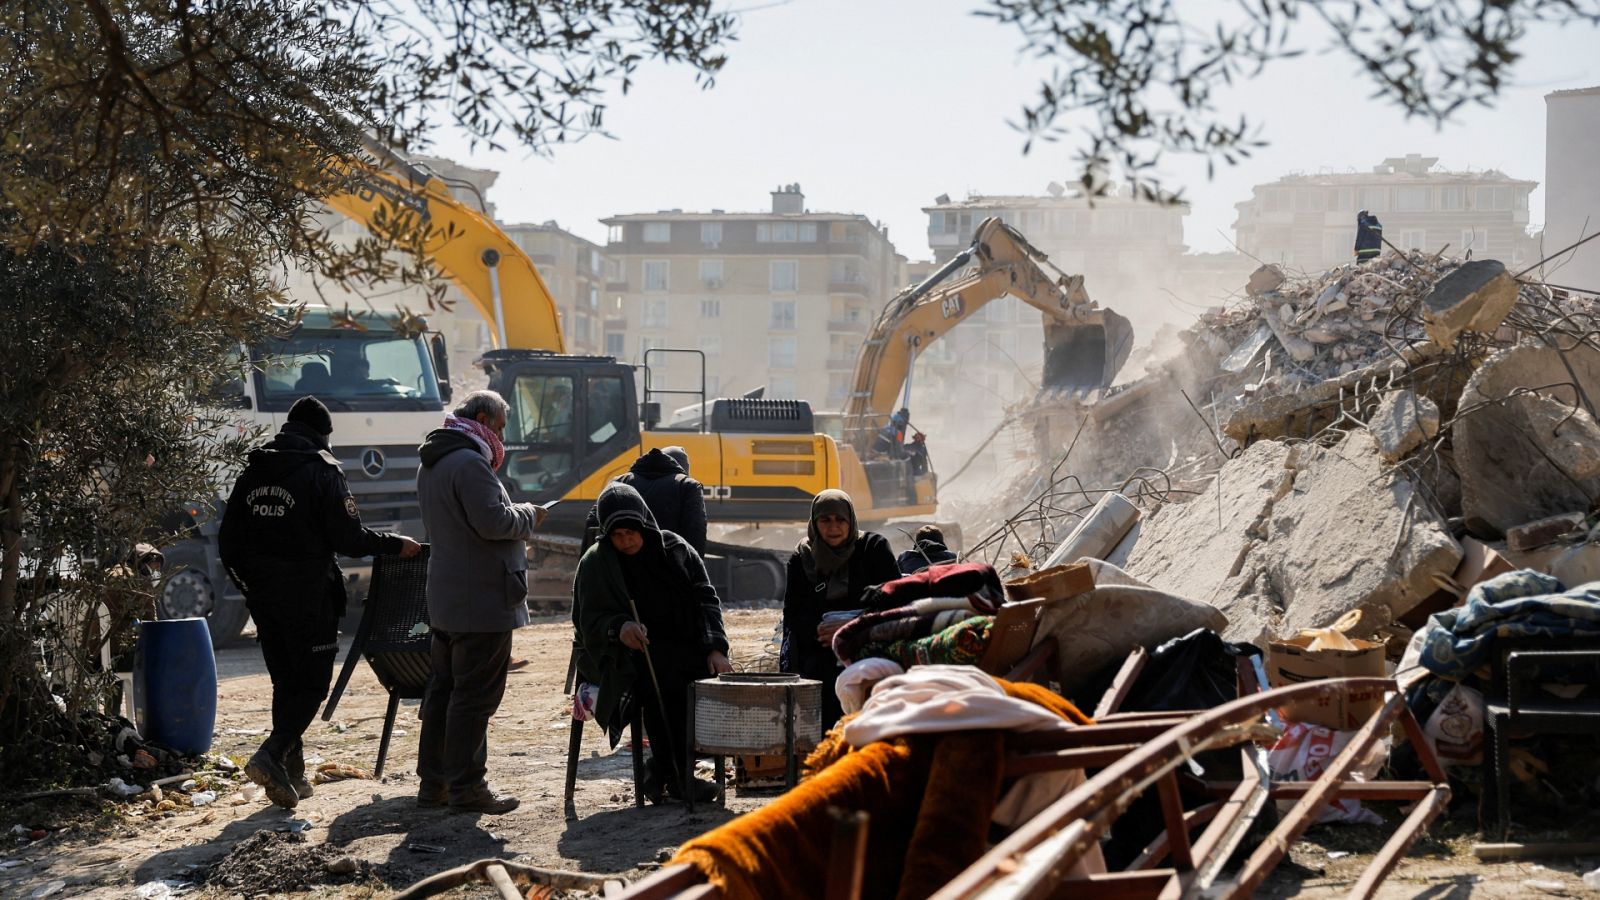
(1422, 683, 1484, 768)
(571, 682, 599, 722)
(1266, 721, 1386, 825)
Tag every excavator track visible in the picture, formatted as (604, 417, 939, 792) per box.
(526, 534, 788, 610)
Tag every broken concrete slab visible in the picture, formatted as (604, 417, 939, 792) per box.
(1456, 342, 1600, 535)
(1246, 264, 1287, 298)
(1369, 389, 1440, 462)
(1506, 512, 1586, 554)
(1421, 259, 1518, 351)
(1125, 432, 1461, 644)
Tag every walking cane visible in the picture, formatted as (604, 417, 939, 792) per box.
(620, 593, 688, 800)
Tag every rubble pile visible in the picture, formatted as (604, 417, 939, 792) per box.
(961, 249, 1600, 645)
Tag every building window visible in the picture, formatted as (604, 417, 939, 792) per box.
(643, 297, 669, 329)
(1400, 229, 1427, 250)
(640, 337, 666, 368)
(642, 222, 671, 243)
(758, 222, 799, 242)
(1294, 190, 1324, 212)
(605, 332, 625, 356)
(988, 296, 1018, 323)
(1261, 189, 1286, 212)
(699, 258, 723, 286)
(799, 222, 818, 242)
(769, 336, 797, 369)
(604, 258, 623, 281)
(928, 211, 945, 234)
(1356, 187, 1388, 212)
(1323, 230, 1355, 265)
(700, 298, 721, 318)
(770, 299, 797, 330)
(698, 334, 722, 357)
(1475, 186, 1511, 211)
(642, 260, 669, 293)
(1328, 188, 1353, 211)
(1438, 186, 1465, 211)
(1396, 186, 1429, 212)
(587, 285, 599, 309)
(1461, 227, 1489, 253)
(769, 376, 796, 399)
(701, 221, 722, 245)
(607, 224, 623, 243)
(769, 260, 798, 292)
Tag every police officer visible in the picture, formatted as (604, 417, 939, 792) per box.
(219, 396, 421, 808)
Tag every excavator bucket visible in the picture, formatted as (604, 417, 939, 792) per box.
(1041, 308, 1135, 399)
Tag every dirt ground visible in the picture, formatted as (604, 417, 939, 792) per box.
(3, 604, 1599, 898)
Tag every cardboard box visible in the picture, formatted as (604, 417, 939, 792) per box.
(1267, 634, 1388, 730)
(1399, 537, 1515, 630)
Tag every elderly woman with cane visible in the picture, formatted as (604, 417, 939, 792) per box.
(573, 483, 733, 803)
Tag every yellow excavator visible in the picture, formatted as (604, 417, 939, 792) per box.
(833, 217, 1134, 523)
(322, 147, 1130, 592)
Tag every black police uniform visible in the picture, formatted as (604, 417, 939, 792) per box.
(219, 420, 403, 765)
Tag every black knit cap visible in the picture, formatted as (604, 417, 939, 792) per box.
(287, 395, 333, 436)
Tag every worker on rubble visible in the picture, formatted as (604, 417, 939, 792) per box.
(574, 483, 733, 803)
(1355, 210, 1384, 262)
(219, 395, 423, 810)
(782, 489, 900, 727)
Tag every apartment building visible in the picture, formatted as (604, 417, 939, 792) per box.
(600, 185, 900, 409)
(1233, 154, 1537, 271)
(501, 221, 608, 355)
(1545, 87, 1600, 294)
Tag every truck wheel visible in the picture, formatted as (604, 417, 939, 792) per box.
(159, 567, 250, 648)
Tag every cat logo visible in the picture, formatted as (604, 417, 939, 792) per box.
(940, 294, 964, 319)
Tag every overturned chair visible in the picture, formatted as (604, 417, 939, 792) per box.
(322, 547, 433, 777)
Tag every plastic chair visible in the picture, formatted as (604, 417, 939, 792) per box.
(322, 547, 432, 777)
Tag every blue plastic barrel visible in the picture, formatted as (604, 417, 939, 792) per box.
(133, 618, 218, 756)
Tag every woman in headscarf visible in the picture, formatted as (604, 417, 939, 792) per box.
(574, 483, 733, 803)
(782, 489, 900, 727)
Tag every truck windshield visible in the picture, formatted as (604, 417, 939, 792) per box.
(252, 328, 442, 412)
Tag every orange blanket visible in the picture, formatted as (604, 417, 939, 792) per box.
(670, 678, 1090, 900)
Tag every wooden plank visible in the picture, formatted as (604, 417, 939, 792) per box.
(1094, 648, 1149, 719)
(1472, 841, 1600, 861)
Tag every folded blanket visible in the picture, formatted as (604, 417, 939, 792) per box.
(864, 615, 994, 670)
(832, 604, 984, 665)
(860, 562, 1005, 613)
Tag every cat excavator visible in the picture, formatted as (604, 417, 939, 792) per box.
(321, 145, 1131, 596)
(834, 217, 1134, 524)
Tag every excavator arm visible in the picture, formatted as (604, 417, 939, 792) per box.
(319, 139, 566, 353)
(841, 217, 1133, 451)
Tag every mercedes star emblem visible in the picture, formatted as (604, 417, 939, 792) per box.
(361, 448, 386, 479)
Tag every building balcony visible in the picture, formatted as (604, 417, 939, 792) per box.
(828, 278, 870, 296)
(827, 316, 869, 333)
(826, 353, 858, 369)
(604, 280, 629, 292)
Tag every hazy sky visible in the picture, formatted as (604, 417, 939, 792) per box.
(428, 0, 1600, 260)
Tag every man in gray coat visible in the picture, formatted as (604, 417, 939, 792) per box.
(415, 390, 546, 814)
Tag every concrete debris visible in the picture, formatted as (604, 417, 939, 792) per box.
(1421, 259, 1519, 351)
(1505, 512, 1587, 554)
(1246, 264, 1286, 298)
(1455, 342, 1600, 535)
(1125, 431, 1460, 643)
(1370, 389, 1440, 462)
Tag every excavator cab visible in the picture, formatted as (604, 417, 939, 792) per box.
(1041, 307, 1135, 399)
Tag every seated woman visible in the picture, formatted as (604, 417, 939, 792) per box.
(574, 483, 734, 803)
(782, 489, 900, 728)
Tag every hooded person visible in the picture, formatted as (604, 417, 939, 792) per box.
(782, 489, 900, 727)
(896, 524, 959, 575)
(574, 483, 733, 802)
(219, 395, 422, 809)
(581, 445, 707, 556)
